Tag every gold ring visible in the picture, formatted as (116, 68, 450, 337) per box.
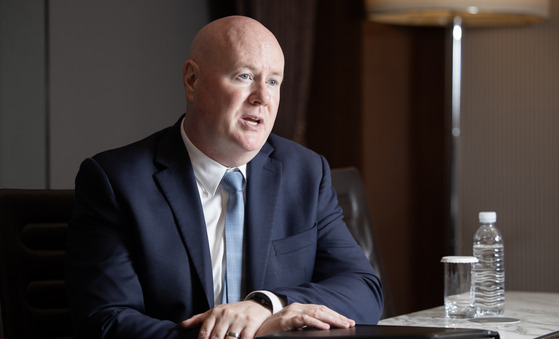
(227, 332, 241, 338)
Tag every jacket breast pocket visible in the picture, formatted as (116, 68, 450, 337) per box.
(272, 224, 317, 256)
(269, 225, 318, 285)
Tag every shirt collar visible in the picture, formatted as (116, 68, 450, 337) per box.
(180, 117, 247, 196)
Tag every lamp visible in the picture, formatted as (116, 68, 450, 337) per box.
(366, 1, 548, 27)
(365, 0, 549, 253)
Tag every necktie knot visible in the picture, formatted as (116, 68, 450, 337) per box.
(221, 170, 243, 194)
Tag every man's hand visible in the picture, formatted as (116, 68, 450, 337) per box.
(256, 303, 355, 336)
(181, 300, 272, 339)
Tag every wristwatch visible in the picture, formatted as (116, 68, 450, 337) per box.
(246, 292, 273, 312)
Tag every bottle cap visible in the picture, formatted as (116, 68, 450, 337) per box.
(440, 256, 479, 263)
(479, 211, 497, 223)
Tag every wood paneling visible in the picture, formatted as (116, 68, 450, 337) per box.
(362, 22, 447, 314)
(308, 0, 447, 315)
(307, 0, 364, 169)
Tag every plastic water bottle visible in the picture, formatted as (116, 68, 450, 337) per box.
(473, 211, 505, 316)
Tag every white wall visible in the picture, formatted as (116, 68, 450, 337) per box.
(48, 1, 210, 188)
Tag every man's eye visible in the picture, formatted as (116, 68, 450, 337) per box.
(238, 74, 251, 80)
(268, 79, 278, 86)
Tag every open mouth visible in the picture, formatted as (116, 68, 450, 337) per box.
(244, 117, 261, 126)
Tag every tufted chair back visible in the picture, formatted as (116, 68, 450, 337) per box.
(0, 189, 74, 338)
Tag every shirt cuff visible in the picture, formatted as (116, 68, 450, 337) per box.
(245, 290, 285, 314)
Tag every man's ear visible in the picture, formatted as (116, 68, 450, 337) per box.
(183, 60, 198, 101)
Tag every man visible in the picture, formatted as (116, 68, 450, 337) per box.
(65, 16, 383, 339)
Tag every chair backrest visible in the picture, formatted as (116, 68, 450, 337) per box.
(331, 167, 395, 319)
(0, 189, 74, 339)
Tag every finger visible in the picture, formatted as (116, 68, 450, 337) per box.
(309, 305, 355, 328)
(197, 314, 217, 339)
(292, 313, 331, 330)
(287, 304, 355, 328)
(236, 319, 260, 339)
(224, 329, 243, 339)
(181, 312, 207, 328)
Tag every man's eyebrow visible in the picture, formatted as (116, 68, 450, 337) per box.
(238, 65, 284, 77)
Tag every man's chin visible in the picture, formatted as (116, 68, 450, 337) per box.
(238, 134, 269, 152)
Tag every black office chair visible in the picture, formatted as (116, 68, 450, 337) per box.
(331, 167, 395, 319)
(0, 189, 74, 339)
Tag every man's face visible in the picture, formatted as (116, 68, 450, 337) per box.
(185, 25, 284, 167)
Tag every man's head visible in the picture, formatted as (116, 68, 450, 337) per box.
(182, 16, 284, 168)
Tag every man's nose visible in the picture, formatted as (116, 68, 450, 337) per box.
(248, 82, 271, 106)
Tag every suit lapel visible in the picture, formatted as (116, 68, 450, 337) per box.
(245, 142, 282, 292)
(153, 119, 214, 308)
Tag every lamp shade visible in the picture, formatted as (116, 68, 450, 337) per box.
(366, 0, 549, 26)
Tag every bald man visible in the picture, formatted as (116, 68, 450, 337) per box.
(65, 16, 383, 339)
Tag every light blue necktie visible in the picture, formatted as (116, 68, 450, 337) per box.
(221, 170, 244, 303)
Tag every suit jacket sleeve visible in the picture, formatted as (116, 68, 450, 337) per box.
(65, 157, 199, 339)
(275, 158, 383, 323)
(249, 142, 383, 324)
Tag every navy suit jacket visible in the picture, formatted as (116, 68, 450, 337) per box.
(65, 117, 383, 339)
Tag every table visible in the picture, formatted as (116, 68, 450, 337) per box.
(379, 291, 559, 339)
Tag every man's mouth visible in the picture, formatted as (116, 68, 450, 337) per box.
(244, 117, 261, 126)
